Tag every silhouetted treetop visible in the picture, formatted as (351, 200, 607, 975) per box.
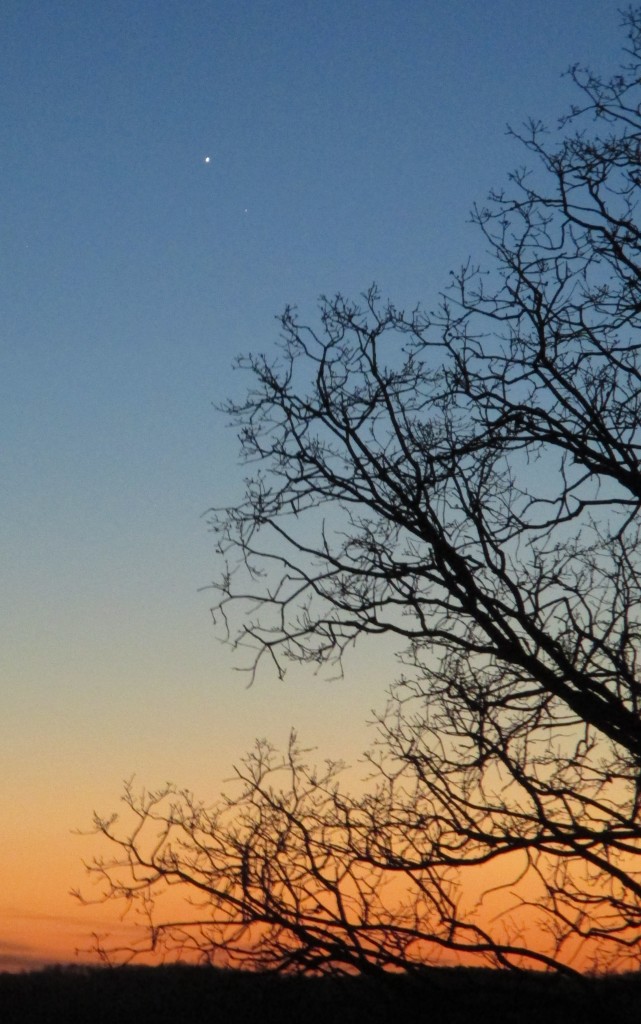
(84, 8, 641, 976)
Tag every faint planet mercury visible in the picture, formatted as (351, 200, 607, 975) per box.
(204, 156, 211, 163)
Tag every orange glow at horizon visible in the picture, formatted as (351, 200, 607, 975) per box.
(5, 834, 630, 977)
(2, 858, 635, 976)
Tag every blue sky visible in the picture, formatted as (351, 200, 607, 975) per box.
(0, 0, 629, 967)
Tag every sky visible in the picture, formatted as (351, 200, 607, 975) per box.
(0, 0, 630, 970)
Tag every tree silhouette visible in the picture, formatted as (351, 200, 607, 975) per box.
(80, 8, 641, 974)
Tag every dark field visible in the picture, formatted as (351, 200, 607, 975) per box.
(1, 964, 640, 1024)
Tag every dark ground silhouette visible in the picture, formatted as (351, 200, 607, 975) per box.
(1, 964, 639, 1024)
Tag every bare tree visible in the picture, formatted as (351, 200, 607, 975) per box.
(79, 734, 581, 974)
(80, 9, 641, 974)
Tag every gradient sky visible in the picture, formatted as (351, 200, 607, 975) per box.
(1, 0, 629, 970)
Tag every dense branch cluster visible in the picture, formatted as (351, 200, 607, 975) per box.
(81, 10, 641, 974)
